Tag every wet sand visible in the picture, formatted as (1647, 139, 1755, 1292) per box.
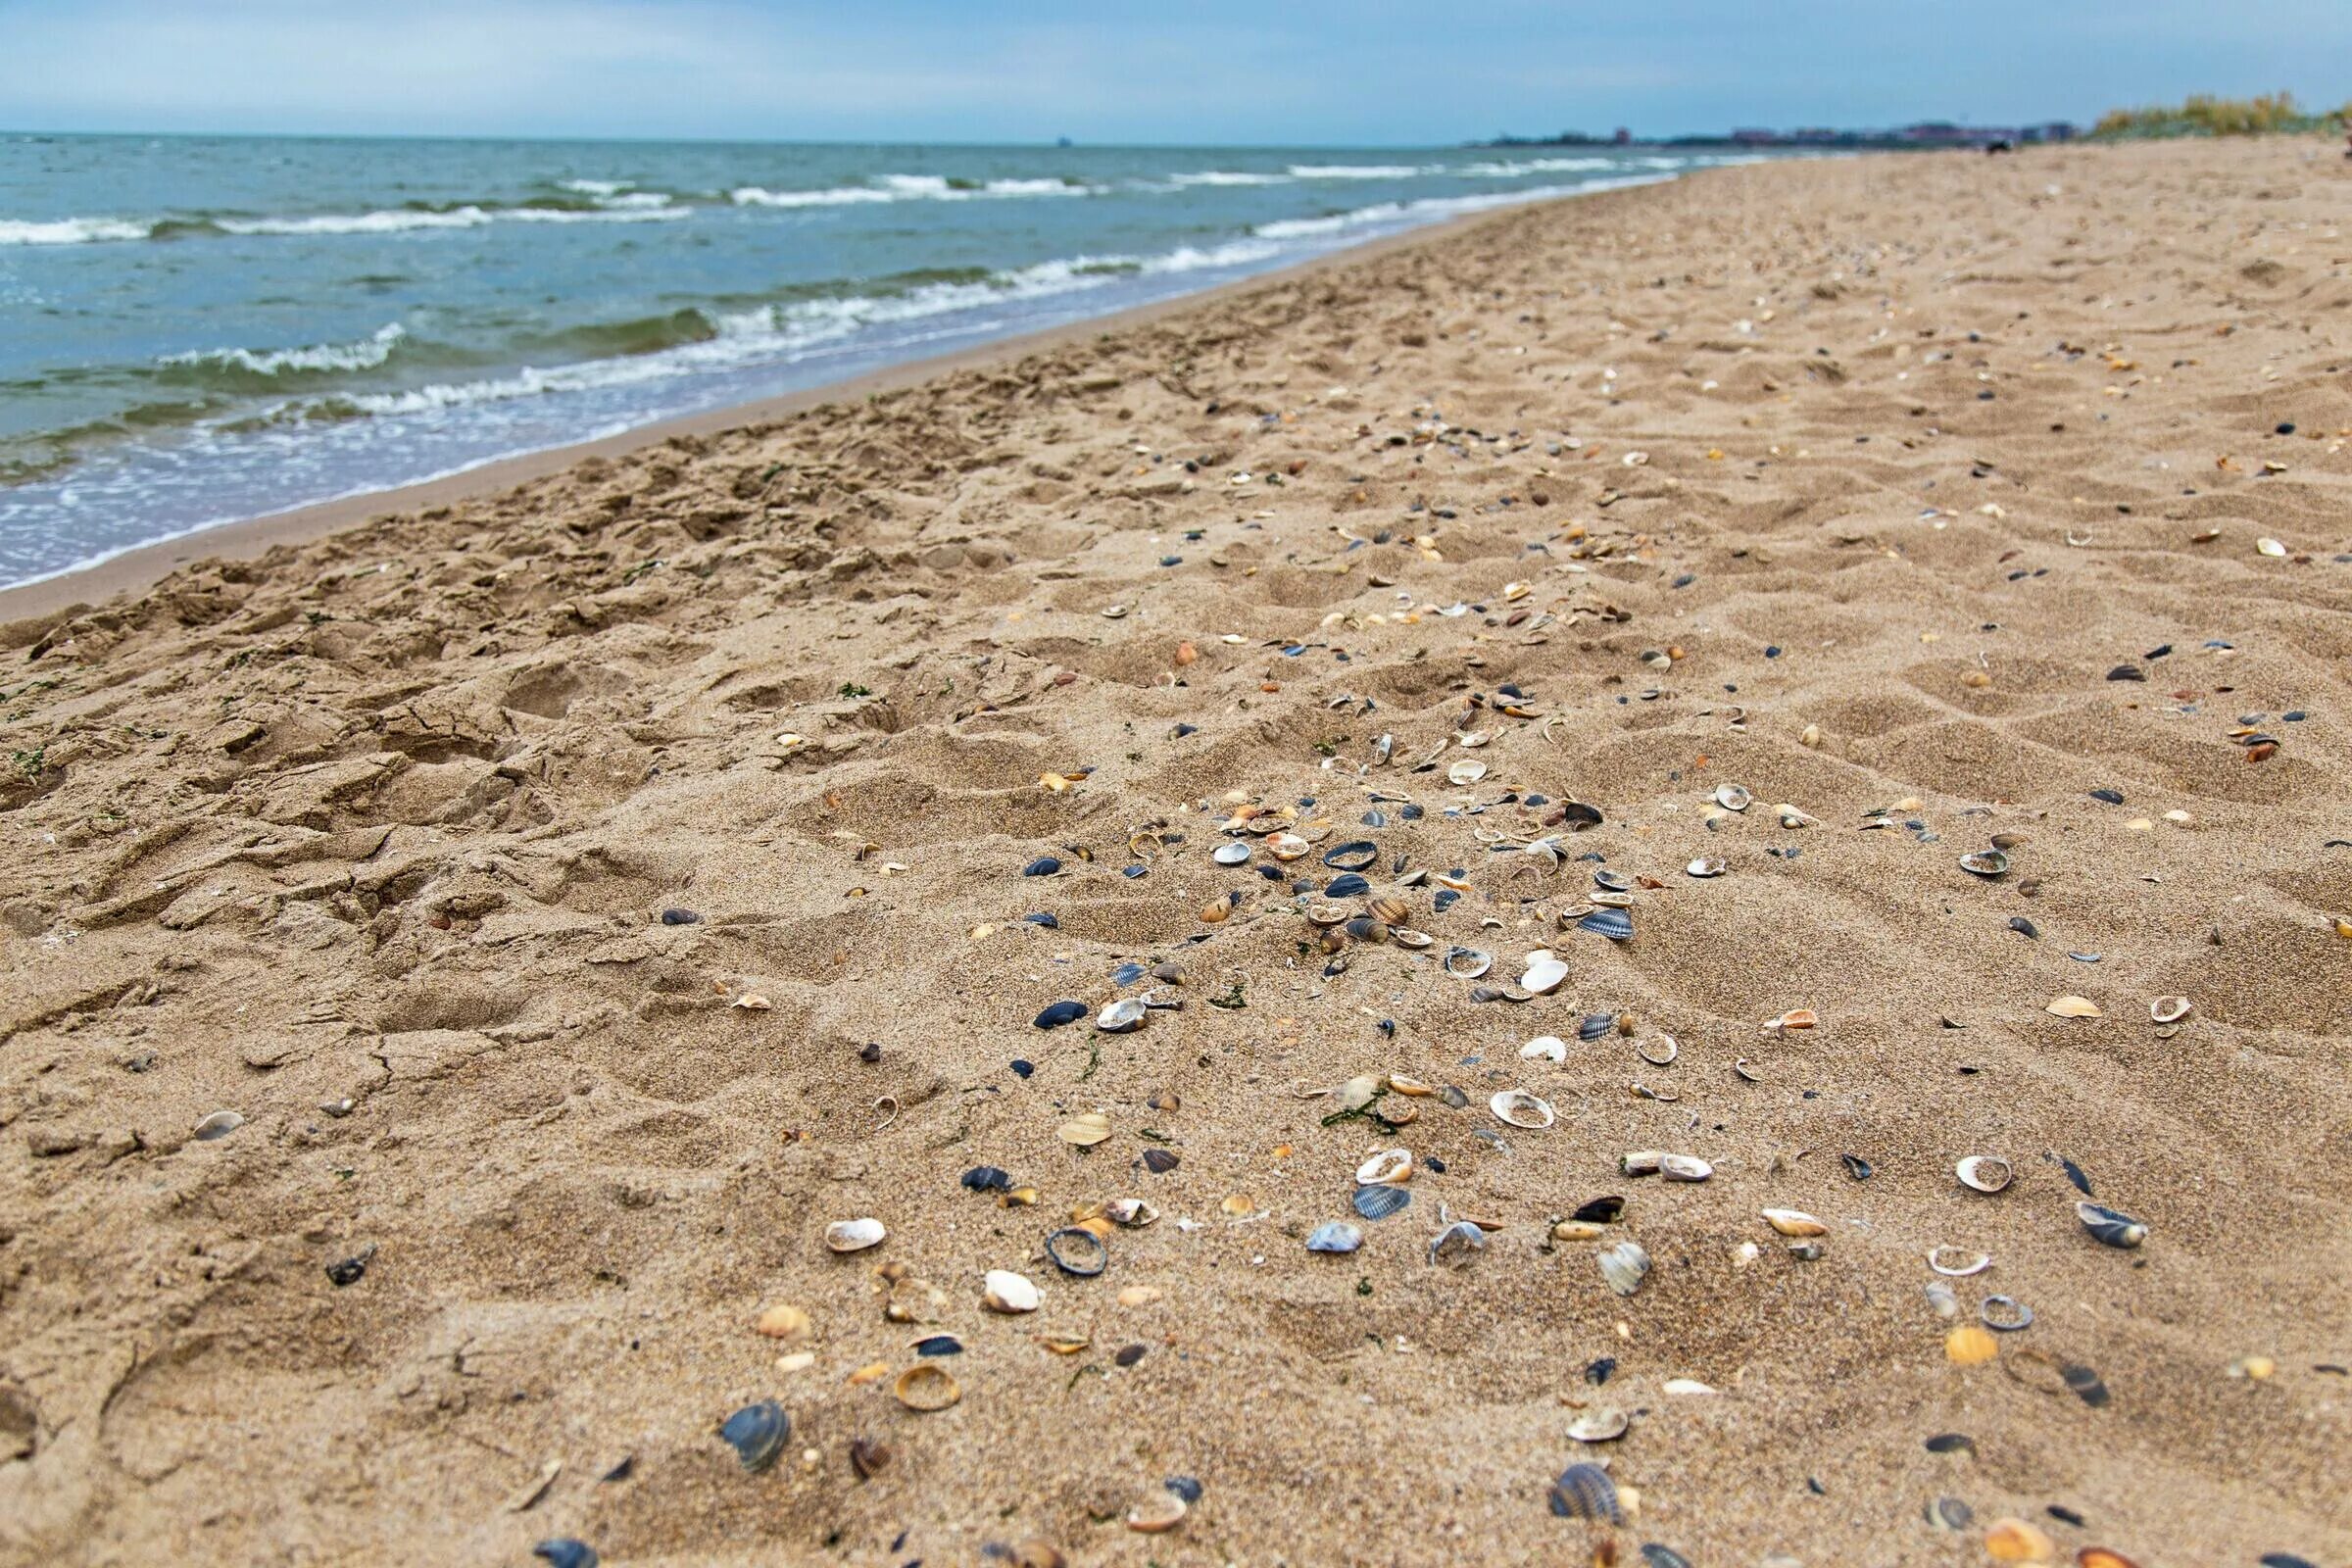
(1, 137, 2348, 1568)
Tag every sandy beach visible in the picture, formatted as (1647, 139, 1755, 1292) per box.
(1, 137, 2347, 1567)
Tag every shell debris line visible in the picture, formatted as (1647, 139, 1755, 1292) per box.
(0, 138, 2347, 1568)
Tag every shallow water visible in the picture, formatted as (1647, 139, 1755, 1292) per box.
(0, 133, 1775, 585)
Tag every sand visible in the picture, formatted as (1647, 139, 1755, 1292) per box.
(1, 138, 2347, 1568)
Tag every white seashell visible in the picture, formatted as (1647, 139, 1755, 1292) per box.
(1446, 759, 1488, 787)
(1687, 857, 1726, 877)
(1097, 998, 1148, 1033)
(1662, 1378, 1718, 1396)
(981, 1269, 1042, 1313)
(1520, 951, 1569, 995)
(1955, 1154, 2013, 1194)
(1520, 1034, 1568, 1062)
(824, 1217, 887, 1253)
(1490, 1089, 1555, 1129)
(1712, 783, 1751, 811)
(1567, 1407, 1629, 1443)
(1355, 1148, 1413, 1186)
(1597, 1240, 1650, 1297)
(1658, 1153, 1712, 1182)
(1267, 832, 1311, 861)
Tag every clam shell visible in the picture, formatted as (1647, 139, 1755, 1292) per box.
(1658, 1153, 1712, 1182)
(1713, 783, 1752, 811)
(1355, 1148, 1413, 1186)
(1096, 998, 1148, 1033)
(1557, 801, 1604, 831)
(1102, 1199, 1158, 1228)
(1567, 1407, 1629, 1443)
(1352, 1183, 1411, 1220)
(1387, 1073, 1435, 1096)
(193, 1109, 246, 1141)
(824, 1217, 886, 1252)
(1959, 849, 2010, 878)
(1267, 832, 1311, 861)
(1306, 1221, 1363, 1253)
(1621, 1149, 1665, 1175)
(1211, 841, 1251, 866)
(1489, 1089, 1555, 1129)
(1927, 1247, 1992, 1277)
(1593, 868, 1633, 892)
(1687, 857, 1726, 878)
(892, 1363, 962, 1411)
(1033, 1000, 1088, 1029)
(1125, 1492, 1188, 1534)
(718, 1399, 791, 1472)
(1446, 760, 1488, 786)
(2149, 996, 2191, 1023)
(1548, 1460, 1624, 1522)
(1322, 840, 1379, 871)
(1520, 1034, 1569, 1062)
(1520, 952, 1569, 994)
(982, 1268, 1042, 1312)
(1444, 947, 1493, 979)
(1428, 1219, 1488, 1266)
(1390, 927, 1434, 949)
(1057, 1111, 1111, 1147)
(1955, 1154, 2013, 1194)
(2076, 1200, 2147, 1249)
(1597, 1240, 1650, 1297)
(1762, 1208, 1827, 1237)
(1043, 1229, 1108, 1277)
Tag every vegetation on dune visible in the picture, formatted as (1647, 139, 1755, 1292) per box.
(2090, 92, 2347, 140)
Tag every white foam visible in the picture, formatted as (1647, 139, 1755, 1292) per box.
(1255, 174, 1669, 241)
(1456, 156, 1618, 176)
(215, 204, 687, 235)
(1286, 164, 1426, 178)
(559, 178, 632, 196)
(731, 175, 1092, 208)
(0, 216, 152, 245)
(1167, 170, 1292, 186)
(161, 322, 408, 376)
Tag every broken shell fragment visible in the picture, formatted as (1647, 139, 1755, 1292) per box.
(755, 1303, 813, 1343)
(1102, 1199, 1158, 1228)
(1520, 1034, 1568, 1062)
(2149, 996, 2191, 1024)
(1444, 947, 1494, 980)
(1044, 1229, 1108, 1277)
(1126, 1491, 1188, 1534)
(2044, 996, 2102, 1018)
(1956, 1155, 2014, 1195)
(2077, 1201, 2148, 1249)
(824, 1218, 887, 1253)
(1306, 1221, 1362, 1253)
(1761, 1208, 1827, 1237)
(892, 1363, 962, 1412)
(1355, 1148, 1413, 1186)
(1322, 840, 1379, 871)
(1490, 1089, 1555, 1129)
(1928, 1247, 1992, 1278)
(1597, 1240, 1650, 1297)
(1687, 857, 1726, 878)
(1428, 1220, 1488, 1267)
(193, 1109, 245, 1141)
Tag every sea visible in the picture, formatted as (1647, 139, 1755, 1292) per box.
(0, 134, 1772, 587)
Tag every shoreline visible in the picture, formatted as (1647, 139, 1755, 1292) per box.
(0, 177, 1671, 625)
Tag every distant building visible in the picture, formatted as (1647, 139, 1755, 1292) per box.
(1730, 127, 1781, 145)
(1613, 126, 1631, 144)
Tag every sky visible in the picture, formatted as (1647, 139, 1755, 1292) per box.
(1, 0, 2347, 145)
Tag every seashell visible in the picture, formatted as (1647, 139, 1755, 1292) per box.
(1925, 1280, 1960, 1317)
(1306, 1221, 1363, 1253)
(1322, 840, 1379, 871)
(1305, 902, 1351, 926)
(2076, 1200, 2147, 1249)
(1552, 1220, 1605, 1243)
(193, 1109, 246, 1141)
(1597, 1240, 1650, 1297)
(1661, 1378, 1717, 1396)
(1212, 841, 1251, 866)
(1044, 1229, 1108, 1277)
(1096, 998, 1148, 1033)
(1621, 1150, 1665, 1175)
(1444, 947, 1493, 979)
(1103, 1199, 1158, 1228)
(1713, 783, 1752, 811)
(1687, 857, 1726, 878)
(1126, 1491, 1188, 1534)
(1267, 832, 1311, 861)
(2149, 996, 2190, 1023)
(1520, 952, 1569, 994)
(1763, 1007, 1817, 1031)
(1057, 1111, 1111, 1148)
(1762, 1208, 1827, 1237)
(533, 1541, 598, 1568)
(718, 1399, 790, 1472)
(982, 1269, 1042, 1312)
(1022, 856, 1062, 877)
(2044, 995, 2102, 1018)
(1142, 1148, 1179, 1173)
(1638, 1034, 1679, 1066)
(1577, 906, 1633, 943)
(1658, 1153, 1712, 1182)
(1343, 915, 1389, 944)
(892, 1363, 961, 1411)
(1980, 1295, 2033, 1332)
(1775, 804, 1820, 828)
(1984, 1518, 2055, 1563)
(961, 1165, 1013, 1193)
(1490, 1089, 1555, 1129)
(1034, 1000, 1088, 1029)
(1571, 1195, 1626, 1224)
(1390, 927, 1434, 949)
(1944, 1325, 1999, 1366)
(2077, 1549, 2143, 1568)
(1332, 1073, 1382, 1111)
(1593, 868, 1634, 892)
(1554, 800, 1604, 831)
(1387, 1073, 1434, 1097)
(755, 1303, 813, 1343)
(1446, 760, 1488, 786)
(1956, 1155, 2013, 1194)
(1928, 1247, 1992, 1277)
(1588, 889, 1636, 907)
(1959, 850, 2010, 878)
(912, 1333, 963, 1356)
(824, 1217, 886, 1253)
(1520, 1034, 1568, 1062)
(1428, 1220, 1488, 1266)
(1352, 1183, 1411, 1220)
(1567, 1406, 1629, 1443)
(1355, 1148, 1413, 1186)
(1548, 1460, 1624, 1522)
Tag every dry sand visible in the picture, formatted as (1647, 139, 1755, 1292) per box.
(1, 138, 2348, 1568)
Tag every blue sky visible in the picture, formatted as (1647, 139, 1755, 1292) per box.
(2, 0, 2346, 144)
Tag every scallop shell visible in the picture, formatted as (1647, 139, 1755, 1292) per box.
(1548, 1461, 1624, 1523)
(1762, 1208, 1827, 1237)
(892, 1362, 962, 1411)
(1352, 1183, 1411, 1220)
(1489, 1089, 1555, 1129)
(1713, 783, 1752, 811)
(2149, 996, 2191, 1023)
(1955, 1155, 2013, 1194)
(982, 1269, 1042, 1312)
(1305, 1221, 1363, 1253)
(1428, 1220, 1488, 1267)
(1355, 1149, 1413, 1186)
(718, 1399, 791, 1472)
(1597, 1240, 1651, 1297)
(824, 1217, 886, 1252)
(1520, 1034, 1569, 1062)
(1519, 952, 1569, 994)
(1576, 906, 1634, 943)
(2076, 1200, 2147, 1249)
